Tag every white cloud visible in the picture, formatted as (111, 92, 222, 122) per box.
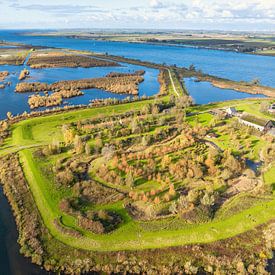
(0, 0, 274, 30)
(149, 0, 164, 8)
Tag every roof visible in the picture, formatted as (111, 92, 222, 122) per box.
(266, 120, 275, 127)
(226, 107, 237, 112)
(241, 115, 268, 127)
(267, 128, 275, 136)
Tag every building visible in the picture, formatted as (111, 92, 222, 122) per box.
(267, 128, 275, 137)
(238, 114, 275, 132)
(268, 103, 275, 114)
(238, 118, 265, 131)
(265, 120, 275, 131)
(225, 107, 237, 116)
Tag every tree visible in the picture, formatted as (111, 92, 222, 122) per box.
(154, 196, 160, 204)
(161, 155, 171, 169)
(85, 143, 91, 155)
(125, 171, 134, 188)
(131, 117, 138, 134)
(94, 137, 103, 153)
(223, 154, 241, 174)
(169, 184, 176, 196)
(169, 201, 178, 214)
(57, 169, 74, 186)
(141, 135, 149, 146)
(151, 104, 159, 115)
(144, 204, 156, 219)
(6, 112, 12, 120)
(74, 135, 84, 154)
(0, 121, 8, 131)
(201, 192, 215, 207)
(177, 196, 190, 213)
(62, 125, 75, 145)
(101, 145, 115, 160)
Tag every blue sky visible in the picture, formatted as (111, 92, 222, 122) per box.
(0, 0, 274, 31)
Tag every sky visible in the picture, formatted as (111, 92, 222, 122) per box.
(0, 0, 275, 31)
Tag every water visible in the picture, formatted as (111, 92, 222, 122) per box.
(0, 30, 275, 87)
(0, 30, 274, 118)
(0, 62, 159, 119)
(184, 77, 266, 105)
(0, 30, 274, 273)
(0, 186, 51, 275)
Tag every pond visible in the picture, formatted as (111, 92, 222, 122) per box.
(0, 62, 160, 119)
(184, 77, 266, 105)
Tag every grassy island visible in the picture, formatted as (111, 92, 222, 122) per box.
(0, 93, 274, 273)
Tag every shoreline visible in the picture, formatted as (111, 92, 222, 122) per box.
(0, 186, 50, 275)
(18, 33, 275, 57)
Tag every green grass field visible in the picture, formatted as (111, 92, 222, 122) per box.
(1, 98, 274, 252)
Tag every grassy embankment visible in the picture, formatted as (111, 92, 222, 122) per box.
(0, 97, 274, 252)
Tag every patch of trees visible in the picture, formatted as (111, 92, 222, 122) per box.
(0, 70, 9, 81)
(73, 180, 125, 205)
(58, 190, 122, 234)
(0, 120, 9, 145)
(0, 154, 44, 265)
(16, 73, 144, 95)
(106, 70, 145, 77)
(28, 89, 83, 109)
(54, 156, 91, 187)
(78, 210, 122, 234)
(53, 218, 82, 238)
(158, 69, 170, 96)
(170, 190, 216, 223)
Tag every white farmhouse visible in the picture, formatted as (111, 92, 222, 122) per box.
(225, 107, 237, 116)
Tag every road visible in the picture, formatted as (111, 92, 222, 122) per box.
(168, 69, 179, 97)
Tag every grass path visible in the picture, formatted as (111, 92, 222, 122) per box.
(168, 69, 179, 97)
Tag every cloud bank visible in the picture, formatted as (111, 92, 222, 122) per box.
(0, 0, 274, 30)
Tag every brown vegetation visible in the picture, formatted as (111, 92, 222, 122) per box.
(0, 71, 9, 81)
(106, 70, 145, 77)
(28, 89, 84, 109)
(19, 68, 29, 80)
(198, 75, 275, 97)
(158, 69, 170, 96)
(0, 154, 44, 265)
(0, 120, 9, 145)
(27, 51, 119, 68)
(77, 210, 122, 234)
(16, 71, 144, 95)
(0, 50, 29, 65)
(73, 180, 125, 204)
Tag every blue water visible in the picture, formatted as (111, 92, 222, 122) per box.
(1, 30, 274, 87)
(0, 60, 159, 119)
(0, 30, 274, 119)
(185, 78, 266, 105)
